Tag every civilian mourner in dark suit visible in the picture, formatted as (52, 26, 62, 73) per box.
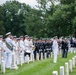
(61, 38, 66, 58)
(73, 40, 76, 48)
(64, 39, 69, 58)
(61, 38, 69, 58)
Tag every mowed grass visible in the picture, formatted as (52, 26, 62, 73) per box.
(70, 67, 76, 75)
(0, 53, 76, 75)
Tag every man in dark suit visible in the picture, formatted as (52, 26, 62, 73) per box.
(34, 39, 39, 60)
(64, 39, 69, 58)
(61, 37, 66, 58)
(61, 37, 69, 58)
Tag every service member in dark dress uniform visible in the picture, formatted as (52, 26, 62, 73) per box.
(38, 39, 44, 60)
(64, 39, 69, 58)
(61, 37, 66, 58)
(33, 39, 39, 60)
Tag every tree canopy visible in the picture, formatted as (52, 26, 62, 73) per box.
(0, 0, 76, 38)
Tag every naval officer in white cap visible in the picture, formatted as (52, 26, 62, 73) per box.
(5, 32, 16, 68)
(0, 35, 6, 65)
(5, 32, 16, 50)
(19, 36, 25, 63)
(0, 35, 11, 68)
(24, 35, 31, 58)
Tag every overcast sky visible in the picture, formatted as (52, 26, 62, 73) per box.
(0, 0, 38, 7)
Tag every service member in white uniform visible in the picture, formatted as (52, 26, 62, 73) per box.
(24, 35, 31, 58)
(0, 35, 6, 65)
(5, 32, 16, 50)
(52, 36, 59, 63)
(29, 37, 35, 61)
(5, 32, 16, 68)
(12, 36, 18, 64)
(16, 38, 20, 64)
(0, 35, 12, 68)
(19, 36, 25, 63)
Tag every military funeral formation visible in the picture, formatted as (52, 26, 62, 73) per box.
(0, 32, 76, 74)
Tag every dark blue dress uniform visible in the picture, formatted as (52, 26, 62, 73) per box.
(70, 37, 74, 47)
(61, 40, 68, 58)
(44, 41, 52, 58)
(38, 42, 44, 60)
(61, 40, 66, 58)
(33, 41, 39, 60)
(34, 40, 53, 60)
(73, 41, 76, 48)
(65, 42, 68, 58)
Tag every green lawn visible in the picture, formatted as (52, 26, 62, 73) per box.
(70, 67, 76, 75)
(0, 53, 76, 75)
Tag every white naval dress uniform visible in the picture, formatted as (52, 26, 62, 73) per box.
(5, 37, 15, 68)
(0, 40, 11, 68)
(12, 40, 18, 64)
(0, 40, 6, 65)
(24, 39, 31, 54)
(16, 42, 20, 64)
(29, 40, 34, 61)
(52, 39, 58, 63)
(3, 42, 12, 68)
(19, 40, 25, 63)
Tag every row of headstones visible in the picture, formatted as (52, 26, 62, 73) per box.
(0, 51, 53, 74)
(1, 48, 76, 74)
(24, 52, 53, 63)
(70, 48, 76, 54)
(52, 56, 76, 75)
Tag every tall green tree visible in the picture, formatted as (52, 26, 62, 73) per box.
(47, 0, 76, 37)
(0, 0, 76, 38)
(0, 6, 5, 36)
(3, 1, 26, 36)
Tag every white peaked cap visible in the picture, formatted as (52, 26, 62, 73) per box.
(13, 36, 17, 38)
(6, 32, 11, 36)
(20, 36, 23, 38)
(50, 38, 53, 41)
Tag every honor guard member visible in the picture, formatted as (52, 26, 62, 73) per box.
(44, 40, 50, 58)
(19, 36, 25, 63)
(12, 36, 18, 64)
(5, 32, 16, 50)
(5, 32, 16, 68)
(2, 39, 12, 68)
(33, 39, 36, 60)
(47, 39, 52, 58)
(38, 39, 44, 60)
(47, 40, 51, 58)
(12, 36, 17, 49)
(16, 38, 20, 64)
(0, 35, 11, 68)
(34, 39, 39, 60)
(35, 39, 40, 53)
(41, 39, 45, 59)
(24, 35, 31, 58)
(29, 37, 35, 61)
(0, 35, 6, 64)
(52, 36, 59, 63)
